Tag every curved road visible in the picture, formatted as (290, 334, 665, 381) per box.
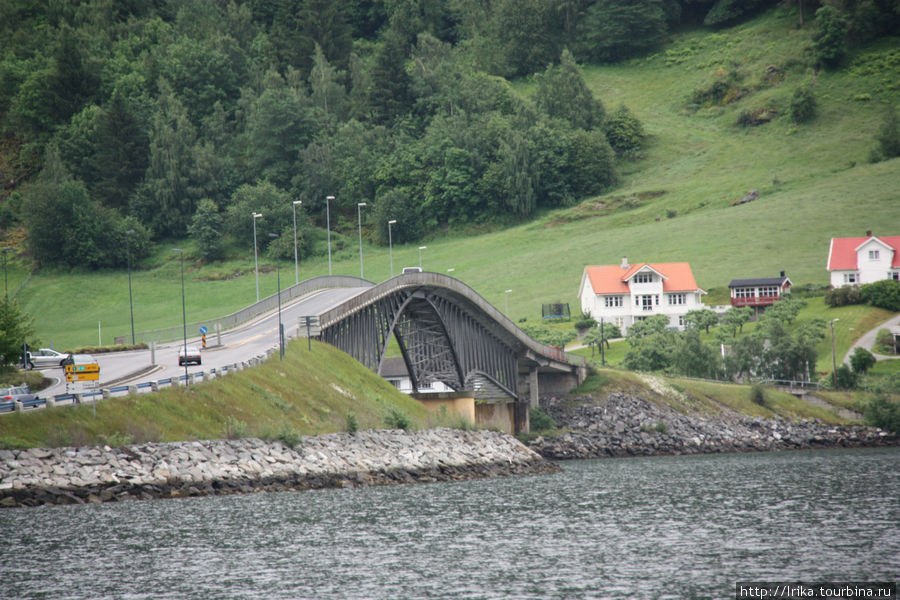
(842, 313, 900, 365)
(38, 287, 371, 397)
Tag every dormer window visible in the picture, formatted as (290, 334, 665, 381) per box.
(634, 273, 652, 284)
(869, 250, 880, 260)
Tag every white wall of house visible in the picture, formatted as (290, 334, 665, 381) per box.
(830, 238, 899, 287)
(579, 269, 704, 334)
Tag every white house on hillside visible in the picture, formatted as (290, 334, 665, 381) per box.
(578, 258, 706, 334)
(826, 233, 900, 287)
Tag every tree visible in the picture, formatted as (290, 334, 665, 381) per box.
(789, 84, 817, 124)
(577, 0, 668, 63)
(604, 104, 645, 155)
(533, 49, 605, 131)
(834, 364, 857, 389)
(671, 328, 718, 378)
(873, 105, 900, 161)
(584, 323, 622, 354)
(0, 297, 36, 369)
(850, 347, 876, 374)
(721, 306, 753, 337)
(813, 5, 847, 68)
(189, 199, 224, 262)
(684, 308, 719, 333)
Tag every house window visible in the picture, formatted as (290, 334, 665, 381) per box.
(604, 296, 623, 308)
(734, 287, 753, 298)
(889, 272, 899, 281)
(615, 317, 624, 328)
(869, 250, 880, 260)
(642, 295, 654, 311)
(678, 316, 684, 327)
(634, 273, 652, 284)
(668, 293, 686, 305)
(844, 273, 858, 284)
(759, 286, 778, 297)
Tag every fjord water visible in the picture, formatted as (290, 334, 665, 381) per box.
(2, 447, 897, 599)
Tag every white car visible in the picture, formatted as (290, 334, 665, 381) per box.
(23, 348, 71, 369)
(178, 346, 202, 366)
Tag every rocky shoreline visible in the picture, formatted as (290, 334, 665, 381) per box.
(527, 392, 898, 460)
(0, 428, 558, 509)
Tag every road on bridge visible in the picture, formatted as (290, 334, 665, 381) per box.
(37, 286, 372, 397)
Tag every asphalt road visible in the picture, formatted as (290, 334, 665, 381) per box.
(38, 287, 371, 397)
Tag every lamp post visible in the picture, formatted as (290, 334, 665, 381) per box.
(292, 200, 302, 285)
(504, 289, 512, 317)
(252, 212, 263, 302)
(831, 318, 839, 388)
(2, 247, 13, 299)
(388, 220, 397, 277)
(269, 233, 285, 360)
(418, 246, 427, 270)
(173, 249, 188, 385)
(326, 195, 334, 275)
(125, 229, 136, 345)
(357, 202, 367, 278)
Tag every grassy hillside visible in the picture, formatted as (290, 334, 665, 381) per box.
(0, 339, 431, 449)
(7, 5, 900, 351)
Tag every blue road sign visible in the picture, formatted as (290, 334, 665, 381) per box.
(199, 325, 208, 335)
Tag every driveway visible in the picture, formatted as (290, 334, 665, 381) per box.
(842, 313, 900, 364)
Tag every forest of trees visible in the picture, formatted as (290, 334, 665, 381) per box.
(1, 0, 898, 268)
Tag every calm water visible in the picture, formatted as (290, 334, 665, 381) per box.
(1, 447, 897, 599)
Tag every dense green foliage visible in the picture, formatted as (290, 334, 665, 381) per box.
(860, 279, 900, 311)
(5, 1, 897, 269)
(865, 394, 900, 433)
(0, 297, 35, 368)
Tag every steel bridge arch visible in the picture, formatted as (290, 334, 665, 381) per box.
(316, 272, 582, 401)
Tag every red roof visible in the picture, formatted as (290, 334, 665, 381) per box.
(583, 262, 701, 295)
(827, 236, 900, 270)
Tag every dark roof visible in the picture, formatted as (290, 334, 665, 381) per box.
(728, 276, 791, 288)
(378, 356, 409, 378)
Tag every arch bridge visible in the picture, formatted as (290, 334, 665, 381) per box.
(307, 272, 586, 433)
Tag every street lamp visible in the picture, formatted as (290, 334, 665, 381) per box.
(326, 195, 334, 275)
(504, 289, 512, 317)
(2, 247, 13, 299)
(831, 318, 839, 388)
(173, 249, 188, 385)
(357, 202, 367, 279)
(388, 220, 397, 277)
(292, 200, 302, 285)
(125, 229, 136, 345)
(269, 233, 285, 360)
(252, 212, 263, 302)
(418, 246, 427, 270)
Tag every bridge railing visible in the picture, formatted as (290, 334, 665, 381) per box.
(117, 276, 372, 345)
(0, 351, 278, 416)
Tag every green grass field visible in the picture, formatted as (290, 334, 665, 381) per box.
(5, 5, 899, 355)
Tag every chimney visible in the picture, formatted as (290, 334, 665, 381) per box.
(621, 256, 629, 269)
(780, 270, 785, 278)
(866, 230, 872, 237)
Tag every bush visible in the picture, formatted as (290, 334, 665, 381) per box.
(530, 407, 556, 432)
(865, 395, 900, 434)
(346, 412, 359, 433)
(850, 348, 876, 374)
(275, 428, 303, 449)
(789, 85, 817, 123)
(874, 329, 895, 354)
(384, 408, 411, 430)
(604, 104, 645, 155)
(750, 384, 767, 406)
(224, 416, 248, 439)
(824, 285, 863, 307)
(860, 280, 900, 312)
(834, 364, 857, 390)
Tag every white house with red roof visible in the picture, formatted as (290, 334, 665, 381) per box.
(826, 232, 900, 287)
(578, 257, 706, 334)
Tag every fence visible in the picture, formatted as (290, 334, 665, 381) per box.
(115, 275, 371, 345)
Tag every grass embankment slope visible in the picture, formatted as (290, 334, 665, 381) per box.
(574, 368, 865, 426)
(0, 339, 429, 449)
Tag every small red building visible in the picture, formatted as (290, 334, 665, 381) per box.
(728, 272, 792, 308)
